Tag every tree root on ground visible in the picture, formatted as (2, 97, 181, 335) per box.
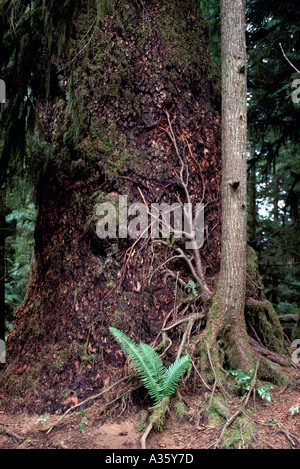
(140, 396, 170, 449)
(206, 361, 259, 449)
(0, 424, 24, 444)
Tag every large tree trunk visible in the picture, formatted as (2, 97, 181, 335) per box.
(1, 0, 221, 413)
(0, 187, 5, 342)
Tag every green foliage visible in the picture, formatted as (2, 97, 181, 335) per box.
(226, 369, 273, 402)
(5, 181, 36, 330)
(257, 385, 273, 403)
(289, 405, 299, 416)
(246, 0, 300, 316)
(109, 327, 191, 405)
(184, 280, 198, 298)
(226, 370, 254, 395)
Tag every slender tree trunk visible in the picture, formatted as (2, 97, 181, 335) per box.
(249, 160, 257, 247)
(274, 172, 279, 222)
(200, 0, 254, 373)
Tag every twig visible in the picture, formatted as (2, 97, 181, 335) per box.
(0, 425, 23, 443)
(278, 429, 300, 448)
(279, 43, 300, 74)
(191, 359, 212, 393)
(246, 272, 263, 290)
(162, 312, 204, 332)
(58, 20, 97, 72)
(176, 316, 194, 361)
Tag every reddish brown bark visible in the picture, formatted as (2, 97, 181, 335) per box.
(1, 0, 221, 412)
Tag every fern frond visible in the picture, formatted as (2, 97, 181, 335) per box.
(139, 343, 166, 384)
(161, 355, 191, 398)
(109, 327, 162, 404)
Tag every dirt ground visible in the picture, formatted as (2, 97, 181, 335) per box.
(0, 380, 299, 450)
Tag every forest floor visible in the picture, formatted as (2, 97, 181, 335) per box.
(0, 369, 299, 450)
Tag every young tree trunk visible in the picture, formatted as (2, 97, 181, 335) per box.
(200, 0, 255, 374)
(274, 172, 280, 222)
(249, 160, 257, 248)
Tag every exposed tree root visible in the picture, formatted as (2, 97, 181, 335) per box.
(207, 361, 259, 448)
(277, 429, 300, 448)
(0, 424, 24, 444)
(140, 396, 170, 449)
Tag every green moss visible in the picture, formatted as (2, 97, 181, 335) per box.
(174, 400, 188, 420)
(258, 358, 290, 386)
(207, 396, 254, 448)
(291, 311, 300, 341)
(219, 417, 253, 449)
(246, 300, 285, 355)
(246, 246, 264, 295)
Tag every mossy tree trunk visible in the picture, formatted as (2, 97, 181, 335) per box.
(1, 0, 222, 412)
(0, 187, 6, 341)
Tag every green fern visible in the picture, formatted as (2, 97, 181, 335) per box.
(109, 327, 191, 404)
(161, 355, 191, 398)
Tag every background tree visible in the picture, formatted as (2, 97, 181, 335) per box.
(247, 0, 300, 336)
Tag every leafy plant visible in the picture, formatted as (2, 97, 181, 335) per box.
(185, 280, 198, 298)
(257, 385, 273, 403)
(226, 369, 253, 395)
(227, 369, 273, 402)
(35, 414, 49, 424)
(289, 405, 299, 416)
(109, 327, 191, 405)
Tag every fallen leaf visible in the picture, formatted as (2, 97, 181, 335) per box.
(103, 376, 110, 387)
(63, 396, 78, 406)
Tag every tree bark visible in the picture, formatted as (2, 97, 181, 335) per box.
(249, 160, 257, 248)
(0, 187, 6, 342)
(200, 0, 254, 373)
(1, 0, 222, 412)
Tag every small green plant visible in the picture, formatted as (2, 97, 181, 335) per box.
(185, 279, 198, 297)
(226, 369, 273, 402)
(109, 327, 191, 405)
(226, 369, 253, 395)
(289, 405, 299, 416)
(257, 384, 273, 403)
(35, 414, 49, 424)
(77, 410, 86, 434)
